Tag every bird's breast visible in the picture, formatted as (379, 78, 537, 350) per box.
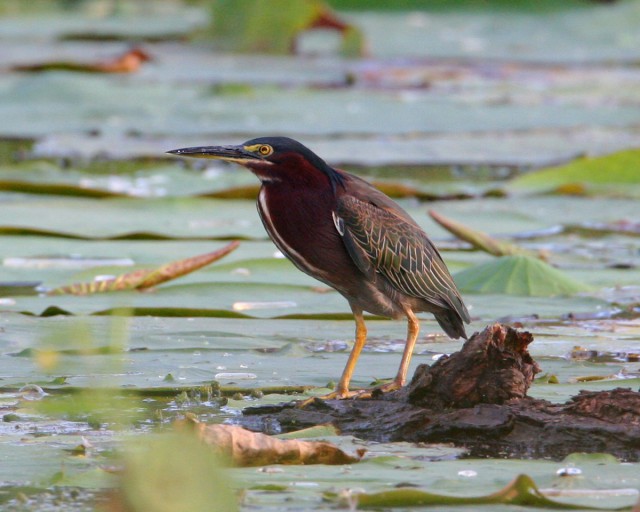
(257, 186, 355, 288)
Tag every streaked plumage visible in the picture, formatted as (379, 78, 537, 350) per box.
(168, 136, 470, 399)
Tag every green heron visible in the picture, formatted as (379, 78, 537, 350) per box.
(168, 137, 470, 399)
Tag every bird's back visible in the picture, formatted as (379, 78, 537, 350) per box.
(334, 170, 470, 338)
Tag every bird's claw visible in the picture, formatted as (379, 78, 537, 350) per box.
(296, 381, 402, 407)
(295, 389, 366, 408)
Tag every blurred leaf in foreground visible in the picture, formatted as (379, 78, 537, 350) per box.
(508, 149, 640, 197)
(110, 431, 237, 512)
(208, 0, 365, 56)
(48, 241, 240, 295)
(454, 255, 592, 296)
(176, 415, 363, 466)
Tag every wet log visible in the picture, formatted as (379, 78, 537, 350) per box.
(240, 324, 640, 461)
(403, 323, 539, 408)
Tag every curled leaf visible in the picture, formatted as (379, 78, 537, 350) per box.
(12, 48, 152, 74)
(48, 241, 239, 295)
(48, 268, 152, 296)
(177, 416, 362, 467)
(346, 474, 623, 510)
(136, 241, 240, 290)
(429, 210, 543, 259)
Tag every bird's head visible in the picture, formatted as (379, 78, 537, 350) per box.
(168, 136, 343, 189)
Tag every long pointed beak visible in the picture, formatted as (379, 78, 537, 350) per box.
(167, 145, 264, 164)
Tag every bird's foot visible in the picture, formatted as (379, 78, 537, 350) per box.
(295, 389, 366, 408)
(355, 380, 403, 399)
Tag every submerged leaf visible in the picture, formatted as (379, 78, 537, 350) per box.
(177, 416, 362, 466)
(454, 255, 592, 296)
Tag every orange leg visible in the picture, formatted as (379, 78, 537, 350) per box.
(334, 308, 367, 397)
(298, 308, 420, 405)
(366, 308, 419, 395)
(297, 308, 367, 406)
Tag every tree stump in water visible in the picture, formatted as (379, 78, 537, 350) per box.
(403, 323, 539, 408)
(241, 323, 640, 461)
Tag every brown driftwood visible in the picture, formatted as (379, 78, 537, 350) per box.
(241, 324, 640, 461)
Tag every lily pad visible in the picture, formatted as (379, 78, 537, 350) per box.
(508, 149, 640, 197)
(454, 255, 593, 296)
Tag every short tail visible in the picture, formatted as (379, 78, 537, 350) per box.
(434, 308, 468, 340)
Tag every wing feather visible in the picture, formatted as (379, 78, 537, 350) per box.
(335, 196, 470, 322)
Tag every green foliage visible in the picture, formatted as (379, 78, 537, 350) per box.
(208, 0, 364, 56)
(327, 0, 593, 12)
(118, 432, 238, 512)
(508, 149, 640, 196)
(454, 255, 592, 296)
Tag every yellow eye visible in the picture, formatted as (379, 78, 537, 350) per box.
(258, 145, 273, 156)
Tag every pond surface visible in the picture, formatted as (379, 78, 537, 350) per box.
(0, 1, 639, 510)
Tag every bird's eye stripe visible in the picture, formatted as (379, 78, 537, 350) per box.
(244, 143, 274, 156)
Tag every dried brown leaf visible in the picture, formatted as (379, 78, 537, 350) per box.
(176, 416, 362, 467)
(428, 210, 546, 260)
(48, 269, 152, 296)
(12, 48, 152, 74)
(136, 241, 240, 290)
(47, 241, 240, 296)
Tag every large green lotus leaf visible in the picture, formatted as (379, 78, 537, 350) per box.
(2, 73, 640, 140)
(232, 455, 640, 510)
(0, 273, 610, 323)
(2, 306, 632, 395)
(2, 193, 638, 243)
(3, 282, 350, 317)
(0, 237, 292, 289)
(36, 126, 640, 170)
(0, 160, 497, 199)
(0, 196, 268, 240)
(0, 314, 469, 390)
(508, 149, 640, 196)
(454, 255, 592, 296)
(0, 161, 252, 198)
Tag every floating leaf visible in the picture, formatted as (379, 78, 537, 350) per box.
(47, 241, 239, 295)
(508, 149, 640, 196)
(276, 424, 341, 440)
(12, 48, 152, 74)
(177, 416, 362, 467)
(346, 473, 625, 510)
(429, 209, 544, 259)
(454, 255, 592, 296)
(0, 180, 127, 198)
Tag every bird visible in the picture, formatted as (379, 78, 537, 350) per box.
(168, 137, 470, 400)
